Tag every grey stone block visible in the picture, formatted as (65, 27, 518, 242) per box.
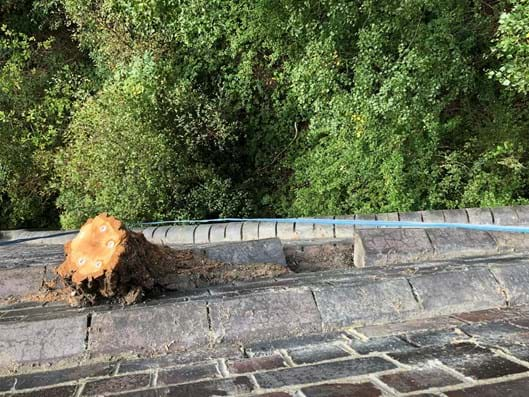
(313, 278, 420, 329)
(442, 209, 468, 224)
(399, 212, 422, 222)
(259, 222, 276, 239)
(425, 228, 497, 258)
(420, 210, 445, 223)
(490, 264, 529, 306)
(209, 223, 227, 243)
(276, 222, 297, 240)
(409, 269, 505, 316)
(489, 232, 529, 252)
(194, 224, 211, 244)
(313, 222, 334, 238)
(225, 222, 243, 242)
(209, 289, 321, 343)
(514, 205, 529, 225)
(355, 214, 376, 230)
(242, 222, 259, 241)
(150, 226, 172, 245)
(202, 238, 286, 265)
(294, 222, 315, 239)
(0, 267, 44, 299)
(492, 206, 519, 225)
(143, 226, 157, 241)
(335, 216, 356, 238)
(467, 208, 493, 225)
(0, 314, 86, 367)
(89, 301, 208, 356)
(354, 228, 434, 267)
(164, 225, 196, 244)
(377, 212, 399, 222)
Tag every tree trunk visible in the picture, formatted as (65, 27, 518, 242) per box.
(56, 214, 288, 305)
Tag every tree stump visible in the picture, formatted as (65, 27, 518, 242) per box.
(56, 213, 288, 305)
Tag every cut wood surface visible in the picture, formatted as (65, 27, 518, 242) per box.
(56, 213, 288, 305)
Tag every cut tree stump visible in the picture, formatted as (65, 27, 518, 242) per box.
(56, 213, 288, 305)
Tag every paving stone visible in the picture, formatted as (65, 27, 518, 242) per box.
(226, 355, 286, 374)
(334, 216, 356, 238)
(82, 373, 150, 396)
(193, 224, 211, 244)
(14, 362, 115, 390)
(157, 376, 254, 396)
(0, 267, 44, 299)
(225, 222, 243, 241)
(0, 375, 14, 392)
(164, 225, 196, 244)
(208, 223, 226, 243)
(0, 314, 86, 367)
(403, 329, 469, 347)
(443, 209, 469, 223)
(242, 222, 260, 241)
(209, 288, 321, 343)
(460, 320, 526, 341)
(354, 228, 433, 267)
(490, 264, 529, 306)
(379, 367, 462, 393)
(453, 307, 521, 323)
(276, 222, 297, 240)
(89, 301, 208, 356)
(245, 333, 344, 357)
(445, 377, 529, 396)
(157, 362, 220, 386)
(254, 356, 396, 388)
(314, 278, 420, 329)
(202, 238, 286, 265)
(390, 342, 529, 379)
(13, 385, 77, 397)
(301, 382, 383, 397)
(288, 343, 350, 364)
(357, 316, 464, 338)
(425, 229, 497, 258)
(466, 207, 494, 225)
(399, 212, 423, 222)
(259, 222, 277, 239)
(492, 206, 520, 225)
(409, 269, 505, 316)
(348, 336, 415, 354)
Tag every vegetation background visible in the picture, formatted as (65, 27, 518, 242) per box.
(1, 0, 529, 228)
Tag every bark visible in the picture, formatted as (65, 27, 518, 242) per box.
(56, 214, 288, 305)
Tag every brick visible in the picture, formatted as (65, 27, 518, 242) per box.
(0, 267, 44, 299)
(403, 329, 469, 347)
(276, 222, 296, 240)
(259, 222, 277, 239)
(193, 224, 211, 244)
(288, 343, 350, 364)
(348, 336, 415, 355)
(353, 228, 433, 267)
(443, 209, 469, 223)
(254, 357, 396, 388)
(334, 216, 356, 238)
(13, 385, 77, 397)
(425, 228, 497, 258)
(514, 205, 529, 225)
(492, 206, 520, 225)
(409, 269, 505, 316)
(241, 222, 259, 241)
(15, 362, 115, 390)
(82, 373, 150, 396)
(357, 316, 464, 338)
(490, 264, 529, 306)
(302, 382, 383, 397)
(399, 211, 422, 222)
(158, 377, 254, 396)
(150, 226, 172, 244)
(379, 367, 462, 393)
(453, 307, 521, 323)
(390, 342, 529, 379)
(227, 355, 286, 374)
(209, 289, 321, 343)
(0, 375, 14, 392)
(164, 225, 196, 244)
(445, 377, 529, 397)
(225, 222, 243, 241)
(88, 301, 208, 356)
(467, 207, 493, 225)
(314, 278, 420, 329)
(208, 223, 226, 243)
(420, 210, 445, 223)
(202, 238, 286, 265)
(157, 362, 220, 386)
(0, 314, 86, 367)
(245, 333, 344, 357)
(461, 320, 526, 340)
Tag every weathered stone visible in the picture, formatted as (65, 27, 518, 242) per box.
(445, 377, 529, 397)
(348, 336, 415, 355)
(201, 238, 286, 265)
(467, 207, 493, 225)
(160, 376, 254, 396)
(492, 206, 520, 225)
(354, 228, 433, 267)
(409, 269, 505, 316)
(224, 222, 243, 242)
(164, 225, 196, 245)
(334, 216, 356, 238)
(259, 222, 277, 239)
(254, 357, 396, 388)
(142, 227, 157, 240)
(294, 222, 315, 239)
(420, 210, 445, 223)
(157, 362, 220, 385)
(402, 329, 469, 347)
(14, 385, 77, 397)
(453, 307, 521, 323)
(209, 289, 321, 344)
(89, 301, 208, 356)
(241, 222, 259, 241)
(0, 314, 86, 367)
(357, 316, 464, 338)
(490, 232, 529, 252)
(0, 375, 14, 392)
(379, 367, 462, 393)
(0, 267, 44, 300)
(150, 226, 172, 245)
(514, 205, 529, 225)
(275, 222, 297, 240)
(355, 214, 377, 230)
(313, 218, 335, 238)
(82, 373, 150, 396)
(302, 382, 383, 397)
(288, 343, 350, 364)
(227, 355, 286, 374)
(313, 278, 420, 329)
(245, 333, 344, 357)
(443, 209, 468, 223)
(285, 241, 353, 272)
(490, 263, 529, 306)
(425, 228, 497, 258)
(193, 224, 211, 244)
(376, 212, 399, 222)
(399, 212, 422, 222)
(208, 223, 226, 243)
